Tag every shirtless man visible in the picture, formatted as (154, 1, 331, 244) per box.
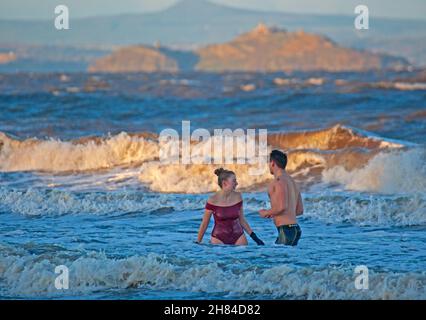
(259, 150, 303, 246)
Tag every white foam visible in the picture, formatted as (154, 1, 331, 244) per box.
(0, 187, 208, 217)
(0, 125, 406, 174)
(138, 162, 273, 193)
(394, 82, 426, 91)
(2, 185, 424, 226)
(306, 77, 325, 86)
(0, 250, 424, 299)
(322, 148, 426, 194)
(303, 193, 426, 226)
(0, 132, 159, 172)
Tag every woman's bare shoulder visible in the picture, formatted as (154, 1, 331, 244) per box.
(207, 193, 219, 204)
(233, 191, 243, 202)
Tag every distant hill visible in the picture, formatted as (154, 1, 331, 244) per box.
(88, 24, 410, 73)
(2, 0, 425, 46)
(195, 24, 409, 72)
(1, 0, 425, 70)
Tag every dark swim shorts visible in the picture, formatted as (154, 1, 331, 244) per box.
(275, 224, 302, 246)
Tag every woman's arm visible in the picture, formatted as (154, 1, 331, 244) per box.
(239, 207, 253, 235)
(196, 209, 212, 243)
(240, 205, 265, 245)
(236, 193, 253, 234)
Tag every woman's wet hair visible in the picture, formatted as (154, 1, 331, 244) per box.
(270, 149, 287, 169)
(214, 168, 235, 188)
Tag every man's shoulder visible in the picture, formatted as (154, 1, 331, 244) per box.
(266, 180, 277, 194)
(271, 178, 287, 193)
(269, 178, 282, 187)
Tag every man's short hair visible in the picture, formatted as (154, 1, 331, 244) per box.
(270, 150, 287, 169)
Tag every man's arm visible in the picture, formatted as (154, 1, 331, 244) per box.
(296, 192, 304, 216)
(259, 182, 287, 218)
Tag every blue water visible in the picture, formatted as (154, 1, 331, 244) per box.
(0, 71, 425, 299)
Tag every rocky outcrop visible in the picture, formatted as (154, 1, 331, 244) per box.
(195, 24, 409, 72)
(88, 46, 178, 73)
(88, 24, 410, 73)
(0, 52, 16, 64)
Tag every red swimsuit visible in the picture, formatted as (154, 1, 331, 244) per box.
(205, 201, 244, 245)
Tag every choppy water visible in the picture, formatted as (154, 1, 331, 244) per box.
(0, 71, 425, 299)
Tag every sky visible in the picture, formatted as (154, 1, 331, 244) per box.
(0, 0, 425, 21)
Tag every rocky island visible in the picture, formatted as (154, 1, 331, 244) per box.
(88, 24, 410, 73)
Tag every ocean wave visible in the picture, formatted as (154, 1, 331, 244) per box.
(304, 193, 426, 227)
(0, 125, 413, 194)
(0, 250, 424, 299)
(0, 131, 159, 172)
(0, 187, 265, 217)
(138, 162, 273, 193)
(322, 148, 426, 194)
(1, 187, 424, 227)
(0, 125, 404, 174)
(373, 81, 426, 91)
(136, 125, 405, 193)
(267, 124, 405, 150)
(0, 188, 207, 217)
(136, 149, 402, 193)
(0, 186, 264, 217)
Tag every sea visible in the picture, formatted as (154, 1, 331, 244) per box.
(0, 70, 425, 299)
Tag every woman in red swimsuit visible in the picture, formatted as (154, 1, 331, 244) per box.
(196, 168, 264, 246)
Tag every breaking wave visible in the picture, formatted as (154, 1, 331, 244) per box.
(322, 148, 426, 194)
(0, 125, 414, 193)
(304, 193, 426, 227)
(1, 187, 424, 227)
(0, 187, 207, 217)
(373, 81, 426, 91)
(0, 249, 424, 299)
(0, 131, 159, 172)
